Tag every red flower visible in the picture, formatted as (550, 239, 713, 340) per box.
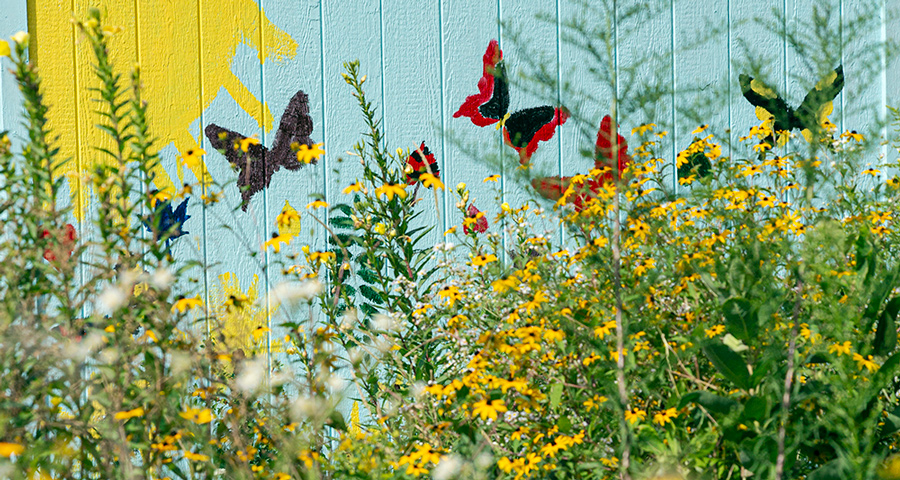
(43, 223, 77, 262)
(463, 204, 488, 235)
(405, 142, 440, 185)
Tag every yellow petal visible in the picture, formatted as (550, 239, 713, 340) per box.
(0, 40, 10, 57)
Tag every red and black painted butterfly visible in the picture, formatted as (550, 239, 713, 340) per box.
(405, 142, 440, 185)
(454, 39, 568, 165)
(205, 90, 316, 210)
(532, 115, 631, 211)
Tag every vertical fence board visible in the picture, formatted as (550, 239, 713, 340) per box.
(440, 0, 500, 239)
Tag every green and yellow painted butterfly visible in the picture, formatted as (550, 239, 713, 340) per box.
(739, 66, 844, 145)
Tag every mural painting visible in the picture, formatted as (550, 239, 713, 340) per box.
(29, 0, 298, 218)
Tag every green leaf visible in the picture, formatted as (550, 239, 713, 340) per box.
(704, 343, 752, 390)
(549, 383, 563, 410)
(722, 298, 757, 341)
(875, 297, 900, 354)
(359, 284, 384, 305)
(679, 391, 739, 415)
(328, 409, 348, 431)
(807, 459, 849, 480)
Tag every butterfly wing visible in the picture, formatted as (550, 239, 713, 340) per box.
(796, 65, 843, 139)
(204, 124, 269, 210)
(595, 115, 631, 175)
(269, 89, 316, 171)
(454, 39, 509, 127)
(171, 198, 190, 238)
(739, 73, 799, 133)
(405, 141, 440, 185)
(504, 106, 569, 164)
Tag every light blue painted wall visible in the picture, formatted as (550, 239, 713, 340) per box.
(0, 0, 896, 335)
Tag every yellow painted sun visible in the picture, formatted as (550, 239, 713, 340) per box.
(30, 0, 298, 218)
(210, 272, 276, 357)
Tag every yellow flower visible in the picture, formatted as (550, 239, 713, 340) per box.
(420, 173, 444, 190)
(653, 407, 678, 426)
(0, 442, 24, 457)
(343, 181, 364, 195)
(237, 136, 260, 152)
(296, 142, 325, 164)
(631, 123, 656, 136)
(828, 341, 852, 356)
(113, 407, 145, 421)
(438, 285, 463, 306)
(862, 168, 881, 177)
(0, 40, 9, 57)
(306, 200, 329, 209)
(150, 190, 172, 208)
(471, 254, 498, 267)
(179, 407, 214, 424)
(492, 275, 520, 293)
(183, 451, 210, 462)
(471, 399, 507, 421)
(853, 353, 880, 373)
(262, 233, 294, 253)
(483, 174, 501, 183)
(841, 130, 864, 142)
(172, 295, 203, 313)
(276, 209, 300, 234)
(753, 142, 772, 153)
(691, 124, 709, 135)
(375, 183, 408, 201)
(704, 325, 725, 338)
(307, 250, 336, 265)
(624, 408, 646, 424)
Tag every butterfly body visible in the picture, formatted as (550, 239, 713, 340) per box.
(206, 90, 315, 210)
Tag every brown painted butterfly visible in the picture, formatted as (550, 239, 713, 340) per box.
(205, 90, 315, 210)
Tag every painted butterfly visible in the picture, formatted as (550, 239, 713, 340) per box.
(454, 39, 568, 165)
(405, 142, 440, 185)
(144, 195, 190, 249)
(532, 115, 631, 211)
(205, 89, 316, 210)
(739, 66, 844, 145)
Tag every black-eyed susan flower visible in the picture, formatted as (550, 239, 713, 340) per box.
(471, 253, 498, 267)
(183, 451, 210, 462)
(172, 295, 203, 313)
(853, 353, 880, 373)
(492, 275, 519, 293)
(179, 407, 214, 424)
(113, 407, 145, 421)
(375, 183, 407, 201)
(296, 142, 325, 164)
(653, 407, 678, 426)
(343, 181, 364, 195)
(463, 204, 488, 234)
(438, 285, 463, 306)
(624, 408, 646, 424)
(471, 399, 507, 421)
(237, 136, 260, 152)
(262, 233, 293, 253)
(420, 173, 444, 190)
(306, 200, 329, 209)
(483, 174, 501, 183)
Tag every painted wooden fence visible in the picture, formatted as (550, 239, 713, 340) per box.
(0, 0, 897, 353)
